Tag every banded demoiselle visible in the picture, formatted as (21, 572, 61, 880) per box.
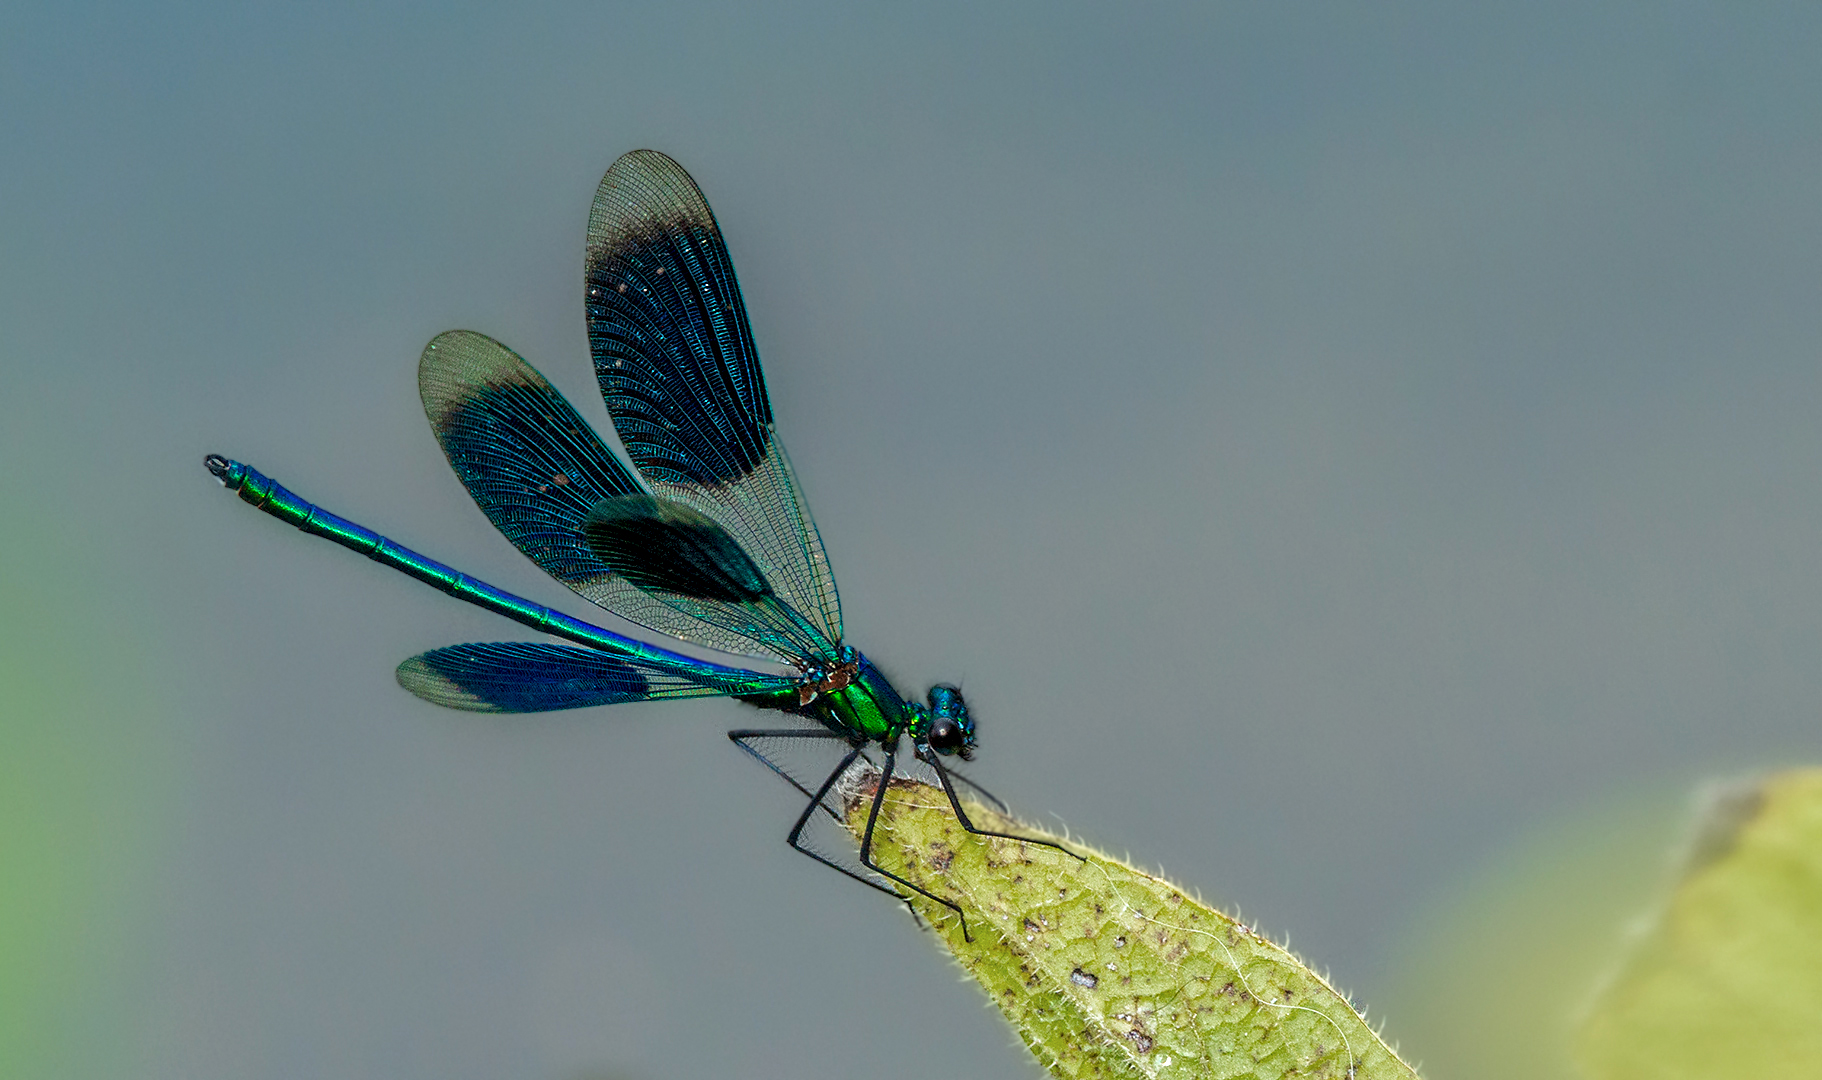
(206, 149, 1076, 936)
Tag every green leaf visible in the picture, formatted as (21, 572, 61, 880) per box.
(1576, 768, 1822, 1079)
(1371, 783, 1686, 1080)
(842, 770, 1418, 1080)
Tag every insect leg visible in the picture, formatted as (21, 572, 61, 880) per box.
(729, 727, 852, 822)
(768, 743, 906, 900)
(938, 765, 1010, 813)
(926, 752, 1086, 863)
(859, 743, 973, 942)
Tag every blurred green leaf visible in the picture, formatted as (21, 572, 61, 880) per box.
(1371, 785, 1685, 1080)
(1576, 769, 1822, 1079)
(0, 491, 170, 1079)
(842, 771, 1417, 1079)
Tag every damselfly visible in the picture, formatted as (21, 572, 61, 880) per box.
(206, 150, 1077, 936)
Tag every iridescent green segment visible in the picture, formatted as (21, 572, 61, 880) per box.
(817, 659, 913, 742)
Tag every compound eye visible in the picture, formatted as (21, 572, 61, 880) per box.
(927, 717, 964, 754)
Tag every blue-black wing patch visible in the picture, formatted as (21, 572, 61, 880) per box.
(581, 494, 830, 659)
(396, 641, 794, 714)
(585, 150, 843, 655)
(419, 330, 640, 595)
(585, 150, 769, 485)
(583, 495, 771, 603)
(418, 330, 810, 664)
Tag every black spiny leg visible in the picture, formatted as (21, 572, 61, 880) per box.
(730, 727, 852, 823)
(940, 765, 1010, 813)
(730, 728, 905, 900)
(782, 745, 910, 900)
(859, 743, 973, 942)
(924, 750, 1087, 864)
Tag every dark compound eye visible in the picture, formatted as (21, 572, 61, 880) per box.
(928, 717, 965, 753)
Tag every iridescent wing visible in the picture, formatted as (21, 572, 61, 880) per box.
(581, 494, 834, 660)
(396, 641, 795, 714)
(584, 150, 842, 659)
(418, 329, 822, 665)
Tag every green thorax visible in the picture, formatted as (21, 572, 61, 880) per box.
(818, 653, 915, 741)
(744, 650, 916, 743)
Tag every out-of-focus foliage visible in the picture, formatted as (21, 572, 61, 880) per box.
(1577, 769, 1822, 1079)
(842, 771, 1417, 1079)
(1371, 786, 1685, 1080)
(0, 493, 169, 1078)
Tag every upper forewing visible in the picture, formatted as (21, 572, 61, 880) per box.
(419, 329, 807, 663)
(584, 150, 842, 655)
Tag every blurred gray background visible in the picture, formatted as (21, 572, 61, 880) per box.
(4, 2, 1820, 1078)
